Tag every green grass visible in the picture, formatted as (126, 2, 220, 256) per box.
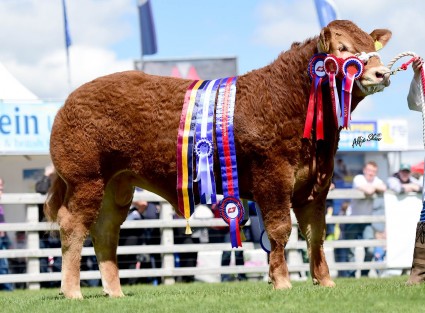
(0, 276, 424, 313)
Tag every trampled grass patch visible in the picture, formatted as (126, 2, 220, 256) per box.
(0, 276, 424, 313)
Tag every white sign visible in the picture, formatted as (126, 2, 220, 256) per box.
(0, 102, 62, 154)
(385, 192, 422, 268)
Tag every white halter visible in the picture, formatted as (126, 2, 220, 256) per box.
(355, 51, 381, 63)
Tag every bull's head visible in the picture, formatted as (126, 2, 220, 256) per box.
(318, 20, 392, 97)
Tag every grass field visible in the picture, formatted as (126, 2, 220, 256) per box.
(0, 276, 424, 313)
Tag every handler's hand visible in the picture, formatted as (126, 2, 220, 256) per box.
(412, 57, 424, 76)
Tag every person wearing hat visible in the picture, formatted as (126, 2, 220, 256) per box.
(405, 57, 425, 285)
(387, 163, 422, 194)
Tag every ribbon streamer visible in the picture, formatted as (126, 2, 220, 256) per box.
(177, 80, 206, 234)
(341, 57, 363, 129)
(216, 76, 244, 248)
(303, 53, 327, 140)
(324, 55, 342, 127)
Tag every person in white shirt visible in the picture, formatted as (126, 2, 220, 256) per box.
(406, 57, 425, 285)
(345, 161, 387, 277)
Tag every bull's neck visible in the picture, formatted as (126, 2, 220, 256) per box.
(255, 37, 322, 117)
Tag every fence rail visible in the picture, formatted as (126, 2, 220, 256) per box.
(0, 190, 414, 288)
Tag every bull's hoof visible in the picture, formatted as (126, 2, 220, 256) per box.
(60, 289, 83, 300)
(272, 279, 292, 290)
(313, 278, 336, 287)
(103, 289, 125, 298)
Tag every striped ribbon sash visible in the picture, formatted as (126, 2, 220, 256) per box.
(177, 80, 207, 234)
(194, 79, 221, 204)
(216, 76, 244, 248)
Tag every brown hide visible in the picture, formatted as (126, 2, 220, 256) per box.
(45, 20, 391, 299)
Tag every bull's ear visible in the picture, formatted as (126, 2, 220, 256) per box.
(370, 29, 392, 51)
(318, 27, 331, 53)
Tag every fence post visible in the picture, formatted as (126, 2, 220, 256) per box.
(26, 204, 40, 290)
(160, 203, 175, 285)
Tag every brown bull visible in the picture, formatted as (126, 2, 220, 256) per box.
(45, 20, 392, 299)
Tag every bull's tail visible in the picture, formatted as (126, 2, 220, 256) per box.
(44, 174, 67, 222)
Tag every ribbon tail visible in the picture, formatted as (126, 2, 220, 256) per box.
(316, 77, 324, 140)
(194, 156, 202, 182)
(303, 79, 318, 139)
(204, 161, 214, 204)
(229, 218, 242, 248)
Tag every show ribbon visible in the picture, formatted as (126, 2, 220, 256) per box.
(216, 76, 244, 248)
(324, 55, 342, 128)
(194, 79, 221, 204)
(177, 80, 206, 234)
(303, 53, 327, 140)
(341, 57, 364, 129)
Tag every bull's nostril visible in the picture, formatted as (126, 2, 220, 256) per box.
(376, 72, 384, 79)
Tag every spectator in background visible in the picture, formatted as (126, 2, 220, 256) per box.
(35, 165, 62, 287)
(345, 161, 387, 277)
(387, 163, 422, 194)
(0, 178, 13, 291)
(334, 201, 352, 277)
(119, 189, 161, 285)
(334, 159, 349, 181)
(35, 164, 56, 221)
(9, 231, 27, 289)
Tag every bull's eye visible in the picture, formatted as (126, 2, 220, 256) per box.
(338, 44, 348, 52)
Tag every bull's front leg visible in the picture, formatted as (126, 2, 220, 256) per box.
(293, 201, 335, 287)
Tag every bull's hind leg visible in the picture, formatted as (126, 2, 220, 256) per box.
(254, 167, 294, 289)
(89, 173, 134, 297)
(57, 179, 104, 299)
(293, 202, 335, 287)
(264, 212, 293, 289)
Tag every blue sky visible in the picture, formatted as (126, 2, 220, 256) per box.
(0, 0, 425, 150)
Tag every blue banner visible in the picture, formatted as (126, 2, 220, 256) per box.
(314, 0, 338, 28)
(138, 0, 157, 56)
(0, 102, 62, 154)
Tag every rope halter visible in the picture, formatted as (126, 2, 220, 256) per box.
(355, 51, 381, 64)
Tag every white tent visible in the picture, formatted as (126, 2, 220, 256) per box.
(0, 63, 38, 101)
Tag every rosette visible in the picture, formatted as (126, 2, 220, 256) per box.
(341, 56, 364, 128)
(303, 53, 328, 140)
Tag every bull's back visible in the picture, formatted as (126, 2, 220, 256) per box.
(50, 71, 192, 183)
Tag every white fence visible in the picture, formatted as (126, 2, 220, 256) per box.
(0, 189, 419, 289)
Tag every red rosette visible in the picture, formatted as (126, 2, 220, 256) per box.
(342, 56, 364, 80)
(219, 196, 245, 248)
(324, 55, 339, 75)
(219, 196, 244, 224)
